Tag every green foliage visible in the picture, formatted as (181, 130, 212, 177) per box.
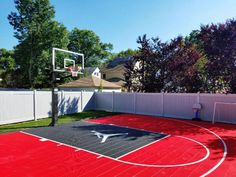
(124, 60, 136, 92)
(163, 36, 203, 92)
(125, 35, 166, 92)
(126, 19, 236, 93)
(5, 1, 236, 93)
(197, 19, 236, 93)
(68, 28, 113, 67)
(125, 35, 203, 93)
(0, 49, 16, 87)
(0, 49, 15, 70)
(7, 1, 112, 88)
(185, 30, 203, 50)
(8, 0, 69, 88)
(111, 48, 138, 59)
(107, 49, 138, 68)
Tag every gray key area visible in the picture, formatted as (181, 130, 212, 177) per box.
(24, 121, 167, 158)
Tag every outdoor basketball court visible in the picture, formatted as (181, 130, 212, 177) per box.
(1, 114, 236, 177)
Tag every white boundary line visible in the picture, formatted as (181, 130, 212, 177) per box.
(20, 131, 209, 168)
(21, 117, 227, 175)
(86, 118, 227, 175)
(172, 119, 227, 177)
(175, 136, 210, 165)
(113, 135, 210, 167)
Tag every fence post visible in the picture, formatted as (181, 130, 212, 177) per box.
(161, 92, 164, 116)
(81, 91, 83, 112)
(197, 92, 200, 103)
(112, 91, 115, 112)
(33, 90, 37, 120)
(94, 92, 97, 110)
(60, 90, 64, 115)
(133, 92, 136, 114)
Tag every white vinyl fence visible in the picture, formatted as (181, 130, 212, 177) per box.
(95, 92, 236, 123)
(1, 91, 236, 125)
(0, 90, 95, 125)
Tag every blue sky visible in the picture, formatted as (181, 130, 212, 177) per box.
(1, 0, 236, 53)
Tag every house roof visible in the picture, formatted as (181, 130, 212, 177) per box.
(106, 56, 133, 68)
(107, 78, 126, 86)
(83, 67, 98, 75)
(101, 64, 125, 73)
(59, 75, 121, 89)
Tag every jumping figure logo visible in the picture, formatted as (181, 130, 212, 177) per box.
(91, 130, 128, 143)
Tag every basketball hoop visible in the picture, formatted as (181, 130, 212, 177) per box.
(66, 66, 82, 77)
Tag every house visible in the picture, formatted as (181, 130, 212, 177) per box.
(59, 75, 121, 92)
(83, 67, 101, 78)
(101, 56, 133, 87)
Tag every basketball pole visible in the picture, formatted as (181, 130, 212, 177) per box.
(49, 70, 58, 126)
(50, 48, 58, 126)
(49, 48, 84, 126)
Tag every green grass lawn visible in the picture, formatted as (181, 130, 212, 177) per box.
(0, 110, 120, 134)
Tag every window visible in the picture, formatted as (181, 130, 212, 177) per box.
(103, 74, 106, 79)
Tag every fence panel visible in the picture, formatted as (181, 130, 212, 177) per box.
(95, 92, 113, 111)
(200, 94, 236, 122)
(35, 91, 52, 119)
(82, 92, 95, 111)
(114, 93, 135, 113)
(0, 91, 96, 125)
(163, 93, 197, 119)
(62, 91, 82, 114)
(0, 91, 34, 124)
(135, 93, 163, 116)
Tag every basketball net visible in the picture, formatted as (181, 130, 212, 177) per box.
(66, 66, 82, 77)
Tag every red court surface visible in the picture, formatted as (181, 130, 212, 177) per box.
(1, 114, 236, 177)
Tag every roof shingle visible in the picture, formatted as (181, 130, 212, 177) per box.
(59, 76, 121, 89)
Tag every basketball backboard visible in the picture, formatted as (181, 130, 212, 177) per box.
(52, 48, 84, 73)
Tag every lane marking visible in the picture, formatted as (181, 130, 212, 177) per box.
(21, 131, 83, 151)
(86, 117, 227, 174)
(20, 131, 209, 168)
(39, 138, 48, 142)
(172, 120, 227, 177)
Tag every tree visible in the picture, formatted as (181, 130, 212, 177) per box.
(198, 19, 236, 93)
(124, 59, 136, 92)
(110, 48, 138, 59)
(0, 49, 15, 71)
(163, 36, 203, 92)
(68, 28, 113, 67)
(8, 0, 69, 88)
(125, 35, 165, 92)
(0, 49, 16, 87)
(125, 35, 203, 93)
(185, 30, 203, 49)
